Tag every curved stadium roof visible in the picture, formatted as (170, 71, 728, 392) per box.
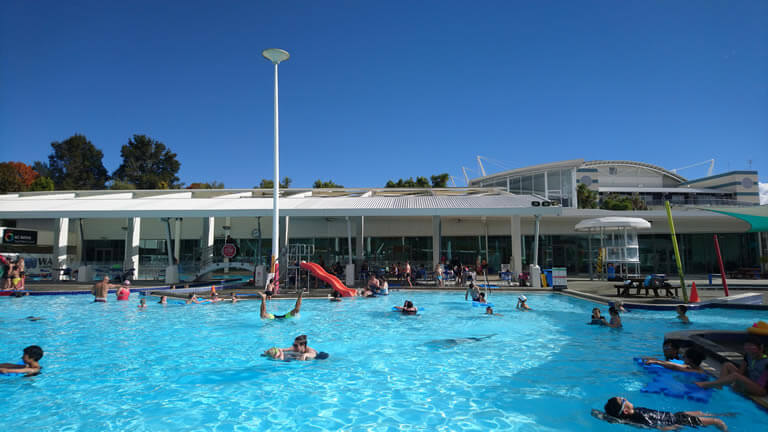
(583, 160, 687, 183)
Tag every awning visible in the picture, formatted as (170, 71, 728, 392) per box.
(574, 217, 652, 232)
(697, 206, 768, 232)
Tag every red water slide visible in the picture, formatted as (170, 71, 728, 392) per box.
(299, 261, 357, 297)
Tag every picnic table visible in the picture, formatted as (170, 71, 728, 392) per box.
(615, 274, 678, 298)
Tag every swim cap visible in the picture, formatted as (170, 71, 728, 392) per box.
(123, 280, 131, 286)
(518, 295, 527, 302)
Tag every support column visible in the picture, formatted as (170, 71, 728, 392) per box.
(54, 218, 69, 281)
(432, 216, 441, 271)
(202, 217, 214, 264)
(510, 215, 522, 274)
(355, 216, 365, 267)
(284, 216, 290, 248)
(223, 216, 231, 273)
(174, 218, 182, 265)
(345, 216, 355, 287)
(128, 217, 141, 279)
(531, 214, 542, 288)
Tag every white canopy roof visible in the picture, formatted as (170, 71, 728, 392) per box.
(574, 217, 651, 232)
(0, 188, 562, 219)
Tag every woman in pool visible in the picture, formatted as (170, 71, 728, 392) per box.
(603, 397, 726, 431)
(696, 336, 768, 396)
(116, 281, 131, 301)
(676, 305, 690, 323)
(378, 276, 389, 295)
(394, 300, 418, 315)
(158, 295, 167, 305)
(601, 306, 622, 328)
(516, 295, 531, 311)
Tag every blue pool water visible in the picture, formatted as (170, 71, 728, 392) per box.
(1, 292, 767, 431)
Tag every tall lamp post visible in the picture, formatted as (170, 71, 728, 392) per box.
(262, 48, 290, 288)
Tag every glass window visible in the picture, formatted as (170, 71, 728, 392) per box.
(511, 177, 522, 194)
(521, 175, 533, 195)
(533, 173, 545, 196)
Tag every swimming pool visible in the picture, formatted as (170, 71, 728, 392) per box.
(1, 292, 766, 431)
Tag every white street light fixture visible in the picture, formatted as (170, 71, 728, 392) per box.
(262, 48, 290, 286)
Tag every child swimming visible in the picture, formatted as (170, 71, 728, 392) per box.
(0, 345, 44, 376)
(603, 397, 726, 430)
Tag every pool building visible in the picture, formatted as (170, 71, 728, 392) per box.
(0, 159, 764, 283)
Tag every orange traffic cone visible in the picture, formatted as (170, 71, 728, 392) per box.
(689, 281, 700, 303)
(210, 285, 217, 296)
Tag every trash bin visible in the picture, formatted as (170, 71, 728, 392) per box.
(544, 269, 553, 287)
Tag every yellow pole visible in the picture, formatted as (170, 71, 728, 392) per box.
(665, 201, 688, 302)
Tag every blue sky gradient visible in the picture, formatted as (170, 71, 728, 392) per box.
(1, 1, 766, 189)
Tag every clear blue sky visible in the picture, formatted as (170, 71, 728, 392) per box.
(1, 1, 766, 189)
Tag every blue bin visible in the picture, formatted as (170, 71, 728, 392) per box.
(544, 269, 553, 287)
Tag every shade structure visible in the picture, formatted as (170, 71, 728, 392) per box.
(697, 206, 768, 232)
(574, 217, 652, 232)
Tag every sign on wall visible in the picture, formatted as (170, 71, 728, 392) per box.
(2, 229, 38, 245)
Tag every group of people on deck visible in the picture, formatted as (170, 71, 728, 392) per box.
(1, 255, 25, 291)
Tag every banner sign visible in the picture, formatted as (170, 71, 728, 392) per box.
(2, 229, 37, 245)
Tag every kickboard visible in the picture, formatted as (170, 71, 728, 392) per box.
(633, 358, 712, 403)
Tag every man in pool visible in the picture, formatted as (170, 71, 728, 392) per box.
(259, 290, 302, 320)
(465, 283, 480, 301)
(0, 345, 44, 376)
(264, 334, 319, 361)
(603, 396, 726, 431)
(91, 275, 120, 302)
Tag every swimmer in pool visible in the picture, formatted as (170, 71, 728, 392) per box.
(229, 293, 238, 304)
(158, 296, 167, 305)
(138, 298, 147, 309)
(602, 397, 726, 431)
(264, 334, 318, 361)
(91, 275, 120, 303)
(259, 290, 302, 320)
(589, 308, 606, 325)
(516, 295, 531, 311)
(602, 306, 622, 328)
(393, 300, 418, 314)
(477, 292, 488, 304)
(676, 305, 690, 324)
(185, 294, 205, 304)
(0, 345, 43, 376)
(644, 347, 706, 373)
(485, 306, 503, 316)
(465, 283, 480, 301)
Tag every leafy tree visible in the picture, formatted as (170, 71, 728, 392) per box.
(187, 181, 225, 189)
(258, 177, 292, 189)
(385, 176, 430, 188)
(430, 173, 450, 188)
(599, 193, 647, 211)
(108, 179, 137, 190)
(32, 161, 51, 178)
(112, 134, 181, 189)
(577, 183, 598, 209)
(8, 162, 39, 188)
(29, 176, 55, 191)
(0, 163, 25, 193)
(313, 179, 344, 188)
(48, 134, 109, 190)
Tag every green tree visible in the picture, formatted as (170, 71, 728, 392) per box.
(258, 177, 292, 189)
(577, 183, 598, 209)
(600, 194, 633, 210)
(112, 134, 181, 189)
(430, 173, 450, 187)
(29, 176, 55, 191)
(0, 163, 25, 193)
(313, 179, 344, 188)
(48, 134, 109, 190)
(108, 179, 137, 190)
(32, 161, 51, 178)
